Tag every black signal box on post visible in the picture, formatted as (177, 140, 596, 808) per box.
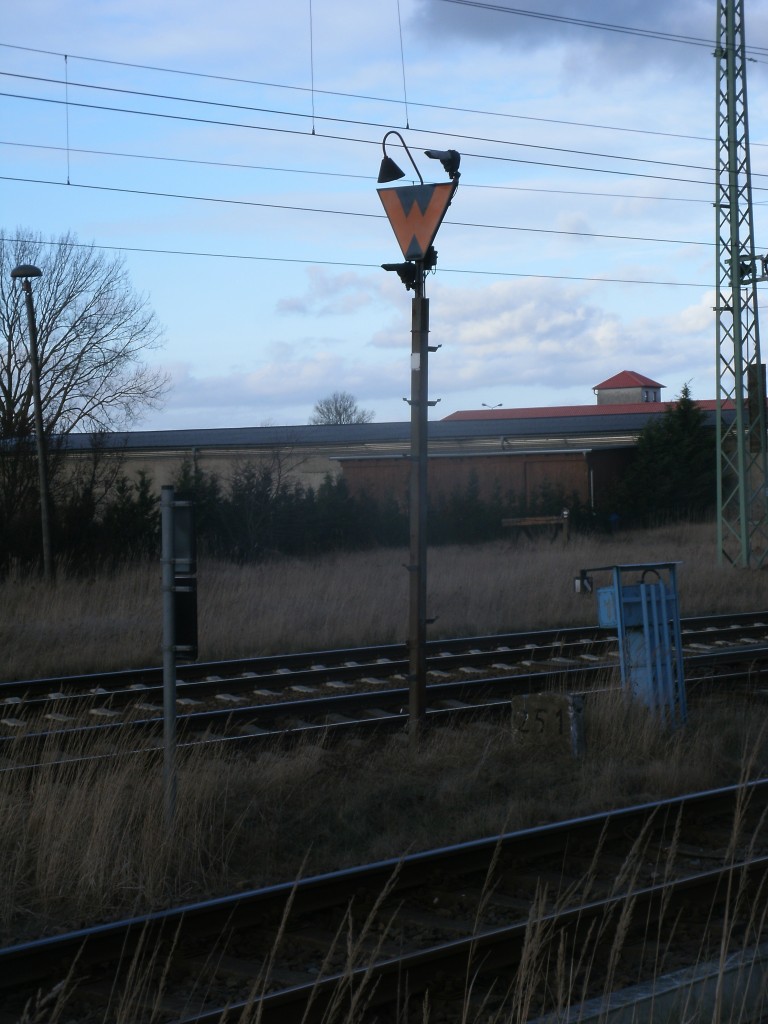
(161, 490, 198, 662)
(172, 498, 197, 661)
(173, 578, 198, 660)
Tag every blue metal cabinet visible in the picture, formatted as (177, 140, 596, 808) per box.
(584, 563, 686, 727)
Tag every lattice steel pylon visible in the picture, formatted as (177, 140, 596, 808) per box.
(715, 0, 768, 567)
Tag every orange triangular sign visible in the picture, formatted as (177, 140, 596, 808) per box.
(377, 181, 455, 261)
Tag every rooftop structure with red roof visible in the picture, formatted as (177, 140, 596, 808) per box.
(442, 400, 717, 423)
(443, 370, 674, 421)
(593, 370, 665, 405)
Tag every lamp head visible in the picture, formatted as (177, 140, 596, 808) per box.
(11, 264, 42, 280)
(378, 130, 424, 185)
(377, 155, 406, 184)
(424, 148, 461, 180)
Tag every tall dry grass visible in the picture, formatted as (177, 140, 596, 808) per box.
(2, 685, 767, 947)
(7, 711, 768, 1023)
(4, 519, 768, 1022)
(1, 521, 764, 680)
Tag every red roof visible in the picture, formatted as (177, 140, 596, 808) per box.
(442, 400, 718, 422)
(593, 370, 664, 391)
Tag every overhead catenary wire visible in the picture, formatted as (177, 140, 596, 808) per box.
(396, 0, 410, 128)
(0, 10, 762, 265)
(308, 0, 316, 134)
(0, 74, 726, 178)
(0, 10, 736, 426)
(0, 173, 718, 248)
(63, 54, 70, 185)
(10, 233, 710, 288)
(0, 16, 746, 297)
(0, 131, 738, 190)
(435, 0, 768, 55)
(1, 92, 736, 202)
(1, 82, 732, 265)
(0, 33, 763, 226)
(2, 37, 766, 147)
(0, 86, 748, 195)
(0, 139, 719, 204)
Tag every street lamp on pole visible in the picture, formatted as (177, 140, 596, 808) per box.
(377, 133, 460, 746)
(482, 403, 502, 410)
(377, 130, 424, 185)
(10, 263, 54, 581)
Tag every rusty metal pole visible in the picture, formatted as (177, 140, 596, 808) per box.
(376, 137, 460, 745)
(408, 260, 429, 746)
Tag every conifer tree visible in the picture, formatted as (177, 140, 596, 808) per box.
(612, 383, 715, 525)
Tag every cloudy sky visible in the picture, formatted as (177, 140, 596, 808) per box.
(2, 0, 768, 430)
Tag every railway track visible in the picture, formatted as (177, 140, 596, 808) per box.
(3, 612, 768, 766)
(4, 610, 768, 702)
(2, 779, 767, 1023)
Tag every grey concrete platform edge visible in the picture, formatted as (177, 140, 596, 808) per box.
(529, 942, 768, 1023)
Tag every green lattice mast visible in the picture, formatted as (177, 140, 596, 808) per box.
(715, 0, 768, 567)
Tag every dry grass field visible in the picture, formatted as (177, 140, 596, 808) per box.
(3, 520, 768, 1022)
(3, 689, 766, 944)
(1, 520, 765, 680)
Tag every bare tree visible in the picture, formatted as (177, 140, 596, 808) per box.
(0, 229, 169, 439)
(309, 391, 374, 425)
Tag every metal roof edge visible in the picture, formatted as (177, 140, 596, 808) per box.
(332, 448, 598, 462)
(24, 404, 724, 453)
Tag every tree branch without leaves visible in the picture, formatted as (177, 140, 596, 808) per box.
(0, 229, 169, 439)
(309, 391, 374, 425)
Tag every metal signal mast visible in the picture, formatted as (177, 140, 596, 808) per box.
(715, 0, 768, 567)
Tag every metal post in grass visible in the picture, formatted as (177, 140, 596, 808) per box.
(161, 487, 198, 824)
(10, 264, 54, 581)
(377, 134, 460, 746)
(161, 486, 178, 825)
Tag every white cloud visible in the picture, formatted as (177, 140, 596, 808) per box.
(414, 276, 715, 406)
(275, 267, 379, 316)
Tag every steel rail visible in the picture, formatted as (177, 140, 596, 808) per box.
(1, 643, 765, 741)
(1, 779, 766, 1021)
(187, 859, 768, 1024)
(2, 624, 607, 696)
(3, 609, 767, 698)
(3, 637, 763, 722)
(2, 646, 768, 775)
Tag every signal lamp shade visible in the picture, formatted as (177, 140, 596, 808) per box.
(10, 264, 42, 279)
(377, 155, 406, 184)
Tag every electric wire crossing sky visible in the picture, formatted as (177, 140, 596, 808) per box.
(1, 1, 764, 429)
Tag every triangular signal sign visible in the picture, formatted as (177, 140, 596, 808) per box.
(377, 181, 456, 261)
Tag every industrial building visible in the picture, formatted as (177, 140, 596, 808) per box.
(57, 371, 715, 510)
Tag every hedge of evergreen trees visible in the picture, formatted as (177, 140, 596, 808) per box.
(0, 453, 586, 574)
(0, 386, 717, 574)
